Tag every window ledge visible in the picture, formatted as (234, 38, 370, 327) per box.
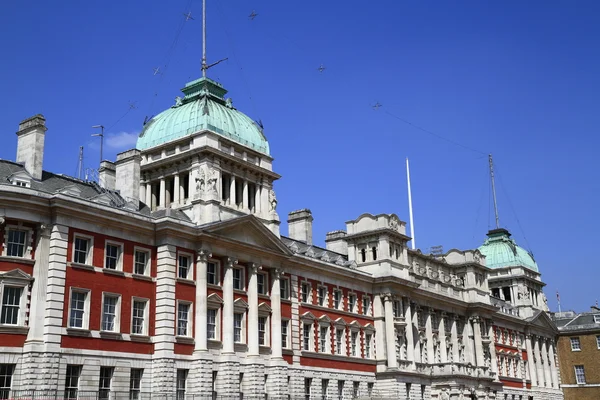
(130, 334, 151, 343)
(99, 331, 123, 340)
(234, 343, 248, 352)
(258, 294, 270, 300)
(208, 339, 222, 350)
(281, 298, 292, 304)
(234, 289, 247, 295)
(0, 256, 35, 265)
(207, 283, 221, 289)
(0, 325, 29, 334)
(176, 336, 195, 345)
(69, 262, 95, 271)
(132, 274, 153, 282)
(102, 268, 125, 277)
(66, 328, 91, 337)
(300, 351, 377, 365)
(282, 348, 294, 356)
(259, 345, 271, 355)
(176, 277, 196, 286)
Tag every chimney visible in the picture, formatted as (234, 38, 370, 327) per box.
(16, 114, 47, 180)
(115, 149, 141, 205)
(98, 161, 116, 190)
(325, 230, 348, 255)
(287, 209, 313, 245)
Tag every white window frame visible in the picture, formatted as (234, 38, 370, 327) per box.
(129, 368, 143, 400)
(596, 335, 600, 350)
(65, 365, 81, 400)
(2, 225, 33, 259)
(348, 293, 357, 313)
(100, 293, 121, 332)
(131, 297, 149, 336)
(570, 337, 581, 351)
(233, 266, 245, 291)
(234, 312, 245, 343)
(104, 241, 124, 271)
(301, 282, 311, 303)
(258, 315, 270, 347)
(72, 234, 94, 266)
(335, 328, 346, 356)
(99, 366, 114, 400)
(365, 332, 374, 359)
(133, 247, 151, 276)
(280, 277, 290, 300)
(333, 289, 343, 310)
(207, 260, 220, 286)
(177, 252, 193, 280)
(319, 324, 330, 353)
(574, 365, 586, 384)
(68, 288, 91, 330)
(176, 369, 188, 400)
(350, 330, 359, 357)
(317, 286, 328, 307)
(233, 298, 247, 344)
(302, 321, 314, 352)
(594, 314, 600, 323)
(207, 308, 219, 341)
(176, 301, 193, 337)
(257, 272, 268, 295)
(0, 285, 27, 326)
(281, 319, 290, 349)
(362, 296, 371, 316)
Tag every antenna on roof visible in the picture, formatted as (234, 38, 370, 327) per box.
(489, 154, 500, 229)
(77, 146, 84, 180)
(201, 0, 228, 78)
(406, 158, 416, 250)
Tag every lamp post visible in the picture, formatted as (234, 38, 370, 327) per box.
(91, 125, 104, 164)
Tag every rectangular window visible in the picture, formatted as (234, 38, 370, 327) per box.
(304, 378, 312, 400)
(176, 369, 188, 400)
(596, 335, 600, 349)
(570, 337, 581, 351)
(318, 287, 327, 307)
(348, 294, 356, 313)
(177, 303, 190, 336)
(258, 316, 267, 346)
(0, 287, 22, 325)
(321, 379, 329, 400)
(281, 320, 289, 349)
(575, 365, 586, 384)
(234, 313, 243, 343)
(337, 381, 344, 400)
(69, 291, 87, 329)
(393, 300, 401, 318)
(303, 323, 312, 351)
(301, 282, 310, 303)
(101, 295, 119, 332)
(365, 333, 372, 358)
(351, 332, 358, 356)
(105, 243, 121, 270)
(257, 273, 267, 295)
(353, 382, 360, 399)
(336, 329, 344, 355)
(367, 383, 374, 397)
(131, 299, 148, 335)
(207, 309, 217, 340)
(64, 365, 81, 400)
(73, 236, 90, 265)
(207, 261, 218, 285)
(178, 254, 191, 279)
(233, 268, 243, 290)
(99, 367, 114, 400)
(362, 297, 371, 315)
(134, 250, 149, 275)
(280, 278, 290, 300)
(129, 369, 143, 400)
(334, 290, 342, 309)
(6, 229, 26, 257)
(320, 326, 328, 352)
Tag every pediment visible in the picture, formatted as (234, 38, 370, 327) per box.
(349, 320, 363, 328)
(301, 311, 317, 321)
(334, 317, 347, 326)
(207, 293, 223, 305)
(319, 315, 332, 323)
(202, 215, 292, 255)
(258, 302, 272, 313)
(0, 269, 33, 281)
(527, 311, 558, 333)
(59, 185, 83, 197)
(90, 192, 113, 205)
(234, 298, 248, 310)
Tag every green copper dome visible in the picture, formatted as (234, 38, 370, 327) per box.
(478, 228, 539, 272)
(137, 77, 269, 155)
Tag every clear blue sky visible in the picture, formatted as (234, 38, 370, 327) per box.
(1, 1, 598, 313)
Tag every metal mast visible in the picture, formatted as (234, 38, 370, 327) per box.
(489, 154, 500, 229)
(406, 158, 416, 250)
(202, 0, 207, 77)
(77, 146, 84, 179)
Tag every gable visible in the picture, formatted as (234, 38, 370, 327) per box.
(527, 311, 558, 333)
(0, 269, 33, 281)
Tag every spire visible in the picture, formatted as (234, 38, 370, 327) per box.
(489, 154, 500, 229)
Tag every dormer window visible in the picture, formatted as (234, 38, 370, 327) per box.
(594, 315, 600, 324)
(8, 171, 32, 188)
(14, 180, 29, 187)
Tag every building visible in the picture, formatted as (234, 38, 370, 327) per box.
(0, 47, 563, 400)
(552, 307, 600, 400)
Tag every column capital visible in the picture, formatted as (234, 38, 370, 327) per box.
(196, 249, 212, 262)
(428, 307, 437, 315)
(38, 223, 52, 238)
(270, 267, 283, 279)
(225, 257, 238, 268)
(381, 292, 394, 303)
(248, 262, 262, 274)
(469, 315, 481, 324)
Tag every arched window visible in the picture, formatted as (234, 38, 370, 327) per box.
(360, 249, 366, 263)
(372, 247, 377, 261)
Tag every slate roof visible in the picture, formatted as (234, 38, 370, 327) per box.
(0, 159, 191, 222)
(280, 236, 354, 268)
(552, 309, 600, 332)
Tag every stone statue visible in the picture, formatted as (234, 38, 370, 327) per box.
(268, 189, 277, 212)
(174, 96, 183, 107)
(207, 169, 218, 193)
(440, 389, 450, 400)
(389, 216, 399, 231)
(517, 287, 530, 300)
(195, 169, 206, 193)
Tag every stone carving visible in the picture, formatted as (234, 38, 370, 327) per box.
(389, 216, 399, 231)
(268, 189, 277, 212)
(174, 96, 183, 107)
(0, 216, 5, 226)
(195, 167, 219, 198)
(207, 169, 218, 193)
(440, 389, 450, 400)
(517, 287, 530, 300)
(195, 169, 206, 193)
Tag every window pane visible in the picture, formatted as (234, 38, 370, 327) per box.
(69, 291, 86, 328)
(134, 251, 147, 275)
(130, 368, 143, 400)
(65, 365, 81, 400)
(234, 313, 243, 343)
(258, 316, 267, 346)
(99, 367, 114, 400)
(7, 230, 26, 257)
(207, 309, 216, 339)
(178, 303, 190, 336)
(102, 296, 118, 331)
(132, 300, 146, 335)
(178, 255, 189, 279)
(74, 237, 89, 264)
(1, 287, 22, 325)
(105, 244, 119, 269)
(0, 364, 15, 400)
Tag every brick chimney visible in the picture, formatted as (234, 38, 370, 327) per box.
(115, 149, 141, 205)
(98, 161, 116, 190)
(16, 114, 47, 180)
(287, 209, 313, 245)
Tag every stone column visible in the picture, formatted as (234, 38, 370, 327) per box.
(139, 183, 146, 204)
(439, 314, 448, 363)
(404, 298, 415, 365)
(230, 175, 237, 207)
(254, 183, 261, 214)
(548, 340, 559, 389)
(222, 257, 237, 353)
(488, 321, 498, 380)
(271, 268, 283, 359)
(242, 179, 249, 210)
(413, 305, 422, 363)
(261, 182, 269, 214)
(425, 309, 434, 364)
(247, 263, 260, 356)
(464, 318, 475, 365)
(194, 250, 211, 352)
(542, 338, 552, 388)
(535, 336, 545, 387)
(159, 177, 166, 208)
(173, 174, 180, 206)
(451, 315, 460, 363)
(145, 182, 152, 207)
(525, 334, 538, 387)
(472, 316, 485, 367)
(383, 294, 398, 369)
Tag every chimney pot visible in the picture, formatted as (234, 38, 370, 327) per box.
(115, 149, 142, 207)
(16, 114, 47, 180)
(287, 209, 313, 245)
(99, 161, 116, 190)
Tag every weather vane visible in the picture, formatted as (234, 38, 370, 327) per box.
(183, 11, 194, 21)
(317, 64, 326, 73)
(372, 102, 382, 110)
(152, 67, 161, 76)
(249, 10, 258, 20)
